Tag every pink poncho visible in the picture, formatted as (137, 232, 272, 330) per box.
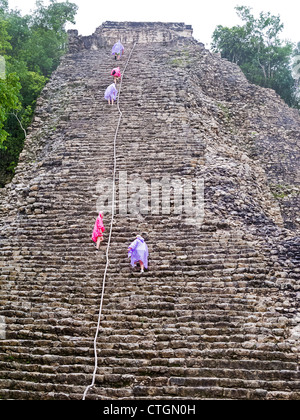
(92, 212, 105, 243)
(111, 67, 121, 78)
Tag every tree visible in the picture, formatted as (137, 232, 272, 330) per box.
(0, 0, 8, 15)
(0, 1, 11, 56)
(0, 72, 21, 146)
(212, 5, 296, 107)
(0, 0, 78, 186)
(33, 0, 78, 33)
(21, 0, 78, 76)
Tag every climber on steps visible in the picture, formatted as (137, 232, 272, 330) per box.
(104, 82, 118, 105)
(92, 211, 105, 251)
(128, 235, 149, 274)
(111, 67, 121, 83)
(112, 40, 124, 60)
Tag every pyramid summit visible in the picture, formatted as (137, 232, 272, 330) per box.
(68, 21, 194, 50)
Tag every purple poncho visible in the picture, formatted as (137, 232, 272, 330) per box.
(128, 237, 149, 269)
(112, 40, 124, 57)
(104, 83, 118, 101)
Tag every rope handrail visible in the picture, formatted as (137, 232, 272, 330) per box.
(82, 42, 137, 401)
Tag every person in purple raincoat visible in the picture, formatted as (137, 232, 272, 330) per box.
(112, 40, 124, 60)
(128, 235, 149, 274)
(104, 82, 118, 105)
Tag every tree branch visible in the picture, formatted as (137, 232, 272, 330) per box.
(10, 111, 27, 139)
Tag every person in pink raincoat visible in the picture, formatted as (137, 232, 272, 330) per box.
(111, 67, 121, 84)
(92, 212, 105, 251)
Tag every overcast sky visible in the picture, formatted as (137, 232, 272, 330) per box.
(8, 0, 300, 48)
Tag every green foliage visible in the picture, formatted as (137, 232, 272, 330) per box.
(0, 72, 21, 145)
(21, 71, 47, 107)
(212, 5, 297, 107)
(0, 0, 8, 13)
(0, 0, 78, 186)
(0, 19, 11, 55)
(20, 28, 66, 77)
(33, 0, 77, 32)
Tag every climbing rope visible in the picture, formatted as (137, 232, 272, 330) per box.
(82, 42, 137, 401)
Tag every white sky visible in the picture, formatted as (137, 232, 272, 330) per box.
(8, 0, 300, 48)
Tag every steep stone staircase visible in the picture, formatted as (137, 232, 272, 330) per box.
(0, 24, 299, 400)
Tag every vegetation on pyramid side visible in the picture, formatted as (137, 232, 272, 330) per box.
(0, 0, 78, 187)
(212, 6, 300, 108)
